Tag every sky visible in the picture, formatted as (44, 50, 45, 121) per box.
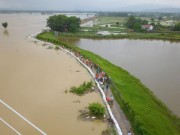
(0, 0, 180, 11)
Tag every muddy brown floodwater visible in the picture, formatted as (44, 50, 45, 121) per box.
(0, 13, 107, 134)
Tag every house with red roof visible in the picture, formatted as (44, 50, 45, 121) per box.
(142, 24, 154, 31)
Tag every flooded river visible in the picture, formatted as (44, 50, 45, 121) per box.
(73, 39, 180, 116)
(0, 13, 107, 134)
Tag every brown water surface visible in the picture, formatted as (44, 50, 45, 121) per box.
(0, 13, 107, 134)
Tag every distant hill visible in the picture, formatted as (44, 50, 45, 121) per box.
(148, 8, 180, 13)
(119, 4, 180, 13)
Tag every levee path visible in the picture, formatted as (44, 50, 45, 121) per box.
(30, 32, 133, 135)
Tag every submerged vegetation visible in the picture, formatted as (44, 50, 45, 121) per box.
(70, 81, 93, 95)
(37, 32, 180, 135)
(102, 127, 117, 135)
(2, 22, 8, 29)
(88, 103, 105, 118)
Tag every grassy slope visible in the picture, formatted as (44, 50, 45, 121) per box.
(55, 30, 180, 41)
(38, 32, 180, 135)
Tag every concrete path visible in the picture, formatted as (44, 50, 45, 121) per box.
(106, 89, 132, 135)
(86, 63, 133, 135)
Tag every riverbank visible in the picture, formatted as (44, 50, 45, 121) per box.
(53, 31, 180, 42)
(37, 31, 180, 135)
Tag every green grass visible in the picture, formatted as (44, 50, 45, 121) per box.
(37, 32, 180, 135)
(70, 81, 93, 95)
(47, 31, 180, 42)
(81, 26, 126, 32)
(94, 16, 126, 25)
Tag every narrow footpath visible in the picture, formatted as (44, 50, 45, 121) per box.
(89, 64, 133, 135)
(71, 49, 133, 135)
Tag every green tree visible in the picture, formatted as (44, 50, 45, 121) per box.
(125, 16, 148, 32)
(173, 23, 180, 31)
(47, 15, 80, 33)
(158, 17, 163, 21)
(2, 22, 8, 29)
(125, 16, 136, 29)
(66, 16, 80, 33)
(151, 18, 155, 22)
(155, 21, 163, 30)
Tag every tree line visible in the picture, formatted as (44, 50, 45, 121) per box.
(98, 12, 128, 17)
(125, 16, 180, 32)
(47, 15, 80, 33)
(125, 16, 148, 32)
(173, 23, 180, 31)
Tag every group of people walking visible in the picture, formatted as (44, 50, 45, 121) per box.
(74, 50, 114, 106)
(74, 50, 134, 135)
(63, 45, 132, 135)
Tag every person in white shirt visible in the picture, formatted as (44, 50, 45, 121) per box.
(128, 131, 131, 135)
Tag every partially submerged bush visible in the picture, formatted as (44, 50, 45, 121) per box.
(47, 46, 53, 49)
(102, 127, 117, 135)
(88, 103, 105, 118)
(54, 45, 60, 50)
(2, 22, 8, 29)
(70, 81, 93, 95)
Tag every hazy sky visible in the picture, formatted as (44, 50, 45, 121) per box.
(0, 0, 180, 11)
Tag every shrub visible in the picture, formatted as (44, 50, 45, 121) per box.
(88, 103, 105, 118)
(70, 81, 93, 95)
(102, 127, 117, 135)
(2, 22, 8, 29)
(54, 45, 60, 50)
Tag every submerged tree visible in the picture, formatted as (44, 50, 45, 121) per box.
(2, 22, 8, 29)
